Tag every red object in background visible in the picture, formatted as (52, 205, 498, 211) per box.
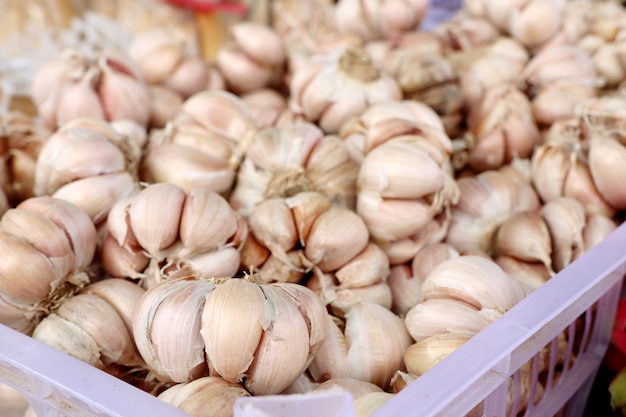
(163, 0, 248, 15)
(606, 299, 626, 372)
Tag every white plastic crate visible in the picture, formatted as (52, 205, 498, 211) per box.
(2, 221, 626, 417)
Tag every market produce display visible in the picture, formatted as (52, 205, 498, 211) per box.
(2, 0, 626, 416)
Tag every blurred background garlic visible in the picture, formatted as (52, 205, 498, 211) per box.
(0, 197, 97, 334)
(128, 29, 211, 99)
(229, 121, 359, 217)
(141, 90, 257, 196)
(32, 118, 145, 226)
(464, 84, 540, 172)
(530, 117, 615, 217)
(216, 22, 286, 94)
(519, 45, 598, 128)
(133, 276, 329, 395)
(100, 183, 247, 288)
(333, 0, 429, 42)
(0, 113, 51, 207)
(288, 45, 402, 134)
(31, 49, 151, 130)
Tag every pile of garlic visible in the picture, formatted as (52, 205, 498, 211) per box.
(4, 0, 626, 417)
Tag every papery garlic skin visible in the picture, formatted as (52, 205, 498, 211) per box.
(0, 197, 97, 334)
(128, 30, 210, 99)
(31, 49, 151, 130)
(101, 183, 245, 288)
(334, 0, 429, 42)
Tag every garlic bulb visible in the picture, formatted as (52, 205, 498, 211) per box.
(158, 376, 250, 417)
(0, 113, 51, 206)
(141, 90, 257, 195)
(128, 29, 210, 99)
(31, 49, 151, 130)
(31, 279, 145, 370)
(33, 118, 145, 225)
(101, 183, 246, 288)
(229, 122, 359, 217)
(457, 37, 530, 108)
(217, 22, 286, 93)
(0, 197, 97, 333)
(484, 0, 567, 49)
(288, 45, 402, 134)
(240, 191, 391, 313)
(333, 0, 428, 42)
(355, 111, 459, 264)
(445, 163, 540, 255)
(133, 276, 329, 395)
(531, 118, 615, 217)
(465, 84, 541, 171)
(308, 301, 413, 390)
(520, 45, 597, 127)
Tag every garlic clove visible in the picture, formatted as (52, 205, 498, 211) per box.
(412, 242, 460, 283)
(133, 278, 216, 382)
(55, 68, 106, 126)
(165, 57, 210, 99)
(239, 233, 271, 271)
(243, 285, 311, 394)
(404, 332, 473, 376)
(493, 209, 554, 272)
(80, 278, 146, 334)
(128, 30, 184, 84)
(335, 243, 390, 289)
(255, 250, 308, 284)
(314, 378, 383, 399)
(495, 255, 551, 293)
(97, 54, 151, 126)
(173, 246, 241, 280)
(0, 207, 75, 280)
(54, 293, 143, 367)
(158, 376, 250, 417)
(421, 256, 526, 313)
(31, 313, 103, 368)
(388, 263, 422, 316)
(589, 133, 626, 209)
(248, 198, 299, 267)
(390, 370, 417, 393)
(305, 206, 370, 272)
(284, 191, 333, 245)
(201, 278, 266, 385)
(583, 212, 617, 251)
(404, 298, 491, 343)
(148, 85, 184, 128)
(178, 188, 238, 254)
(540, 196, 586, 272)
(127, 183, 187, 255)
(354, 391, 395, 417)
(51, 172, 138, 225)
(358, 141, 444, 199)
(273, 282, 330, 363)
